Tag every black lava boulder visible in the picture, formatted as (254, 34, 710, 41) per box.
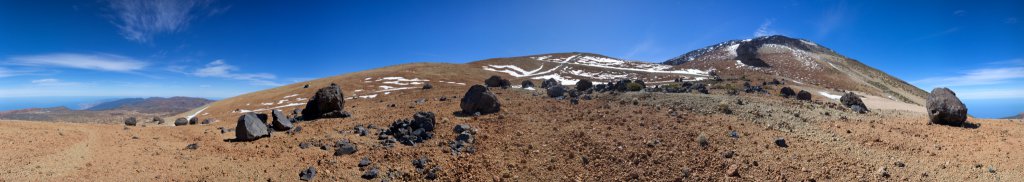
(271, 109, 294, 131)
(484, 75, 504, 87)
(235, 112, 271, 141)
(521, 80, 535, 88)
(335, 139, 358, 155)
(124, 117, 137, 126)
(189, 117, 199, 125)
(299, 166, 316, 181)
(541, 78, 559, 88)
(840, 92, 869, 113)
(459, 85, 501, 114)
(780, 87, 796, 97)
(547, 85, 566, 98)
(927, 87, 968, 125)
(576, 79, 593, 91)
(174, 117, 188, 126)
(422, 82, 433, 89)
(302, 83, 348, 120)
(796, 90, 812, 100)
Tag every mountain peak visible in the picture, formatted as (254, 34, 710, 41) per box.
(663, 35, 834, 65)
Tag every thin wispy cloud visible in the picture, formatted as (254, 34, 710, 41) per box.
(914, 67, 1024, 87)
(1007, 17, 1019, 24)
(30, 78, 82, 86)
(955, 88, 1024, 100)
(953, 10, 967, 16)
(193, 60, 281, 86)
(754, 19, 777, 37)
(8, 53, 148, 72)
(816, 0, 847, 38)
(105, 0, 220, 43)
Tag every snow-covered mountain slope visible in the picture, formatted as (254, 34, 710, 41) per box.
(472, 52, 710, 85)
(664, 35, 927, 105)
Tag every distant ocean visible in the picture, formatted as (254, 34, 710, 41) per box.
(0, 96, 121, 111)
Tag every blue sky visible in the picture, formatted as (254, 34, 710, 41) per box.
(0, 0, 1021, 117)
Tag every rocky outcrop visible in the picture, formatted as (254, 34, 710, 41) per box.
(302, 83, 348, 120)
(927, 88, 968, 125)
(840, 92, 868, 113)
(235, 112, 270, 141)
(459, 85, 501, 114)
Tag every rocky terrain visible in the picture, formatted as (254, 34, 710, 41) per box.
(1, 36, 1020, 181)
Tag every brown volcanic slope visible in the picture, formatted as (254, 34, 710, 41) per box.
(2, 42, 1020, 180)
(666, 35, 928, 106)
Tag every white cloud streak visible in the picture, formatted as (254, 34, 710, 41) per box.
(754, 19, 776, 37)
(193, 60, 281, 86)
(816, 0, 847, 38)
(914, 67, 1024, 87)
(106, 0, 215, 43)
(8, 53, 147, 72)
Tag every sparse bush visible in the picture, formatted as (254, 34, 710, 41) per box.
(717, 100, 732, 114)
(662, 83, 682, 90)
(626, 82, 643, 91)
(697, 133, 709, 148)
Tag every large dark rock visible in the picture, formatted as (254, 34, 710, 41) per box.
(521, 80, 535, 88)
(124, 117, 137, 126)
(576, 79, 593, 91)
(780, 87, 796, 97)
(459, 85, 501, 114)
(541, 78, 559, 89)
(235, 112, 270, 141)
(840, 92, 869, 113)
(484, 75, 504, 87)
(927, 88, 968, 125)
(152, 117, 164, 124)
(271, 109, 294, 131)
(796, 90, 812, 100)
(421, 82, 433, 89)
(547, 85, 567, 98)
(302, 83, 347, 120)
(174, 117, 188, 126)
(189, 117, 199, 125)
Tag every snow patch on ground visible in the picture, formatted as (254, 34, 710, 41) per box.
(819, 91, 842, 100)
(358, 94, 378, 99)
(726, 43, 739, 57)
(186, 106, 208, 120)
(531, 73, 579, 85)
(283, 94, 299, 98)
(568, 69, 628, 80)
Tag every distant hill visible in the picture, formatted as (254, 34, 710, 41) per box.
(0, 96, 213, 124)
(1002, 113, 1023, 119)
(85, 97, 214, 114)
